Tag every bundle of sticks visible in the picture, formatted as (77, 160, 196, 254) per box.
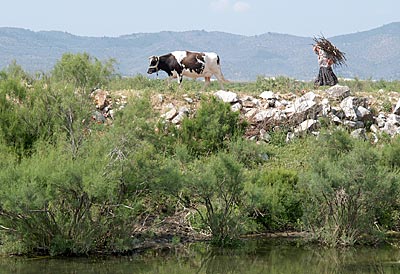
(313, 35, 347, 67)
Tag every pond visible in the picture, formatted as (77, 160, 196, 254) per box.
(1, 237, 400, 274)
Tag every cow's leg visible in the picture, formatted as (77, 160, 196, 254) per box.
(166, 76, 173, 87)
(200, 76, 211, 91)
(217, 77, 225, 90)
(177, 74, 184, 90)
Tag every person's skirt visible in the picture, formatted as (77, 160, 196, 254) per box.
(314, 66, 338, 86)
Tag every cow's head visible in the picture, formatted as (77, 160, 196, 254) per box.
(147, 56, 159, 74)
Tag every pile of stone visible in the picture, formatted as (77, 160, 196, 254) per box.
(161, 85, 400, 143)
(90, 89, 128, 124)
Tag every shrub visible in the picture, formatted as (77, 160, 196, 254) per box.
(0, 86, 182, 255)
(0, 141, 109, 255)
(300, 131, 400, 246)
(183, 153, 245, 246)
(0, 64, 100, 159)
(177, 97, 246, 157)
(0, 60, 33, 84)
(0, 74, 61, 157)
(0, 78, 32, 155)
(245, 168, 302, 231)
(52, 52, 116, 91)
(381, 136, 400, 170)
(227, 138, 271, 168)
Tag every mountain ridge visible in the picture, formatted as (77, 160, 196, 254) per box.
(0, 22, 399, 81)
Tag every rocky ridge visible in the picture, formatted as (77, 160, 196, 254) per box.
(91, 86, 400, 142)
(159, 86, 400, 142)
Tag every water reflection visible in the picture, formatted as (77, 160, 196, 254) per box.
(1, 238, 400, 274)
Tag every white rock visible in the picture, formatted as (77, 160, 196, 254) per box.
(164, 108, 177, 120)
(294, 119, 320, 134)
(259, 91, 276, 100)
(231, 102, 242, 112)
(214, 90, 238, 103)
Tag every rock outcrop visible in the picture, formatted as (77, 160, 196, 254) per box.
(91, 86, 400, 142)
(160, 85, 400, 142)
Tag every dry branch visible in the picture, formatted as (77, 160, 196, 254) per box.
(313, 35, 347, 67)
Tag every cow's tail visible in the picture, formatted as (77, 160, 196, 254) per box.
(220, 74, 230, 83)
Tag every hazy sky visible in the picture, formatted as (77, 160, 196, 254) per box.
(0, 0, 399, 37)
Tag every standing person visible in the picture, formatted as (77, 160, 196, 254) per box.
(313, 36, 346, 87)
(313, 44, 338, 86)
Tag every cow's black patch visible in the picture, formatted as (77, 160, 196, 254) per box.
(157, 53, 183, 77)
(181, 51, 205, 74)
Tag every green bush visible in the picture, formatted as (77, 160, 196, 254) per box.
(183, 153, 245, 246)
(0, 60, 33, 84)
(381, 136, 400, 170)
(52, 52, 116, 91)
(0, 134, 182, 255)
(42, 82, 95, 158)
(177, 97, 246, 157)
(0, 78, 32, 155)
(300, 131, 400, 246)
(0, 85, 178, 255)
(245, 168, 302, 231)
(227, 138, 271, 168)
(0, 74, 61, 157)
(0, 65, 100, 159)
(0, 141, 108, 255)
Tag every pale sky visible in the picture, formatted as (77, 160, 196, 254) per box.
(0, 0, 399, 37)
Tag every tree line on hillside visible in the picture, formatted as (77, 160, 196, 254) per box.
(0, 53, 399, 256)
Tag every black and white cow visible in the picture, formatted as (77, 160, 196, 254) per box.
(147, 50, 228, 88)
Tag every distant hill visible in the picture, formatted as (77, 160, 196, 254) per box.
(0, 23, 399, 81)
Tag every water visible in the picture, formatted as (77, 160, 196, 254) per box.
(1, 238, 400, 274)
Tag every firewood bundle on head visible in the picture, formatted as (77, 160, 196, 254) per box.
(313, 35, 347, 67)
